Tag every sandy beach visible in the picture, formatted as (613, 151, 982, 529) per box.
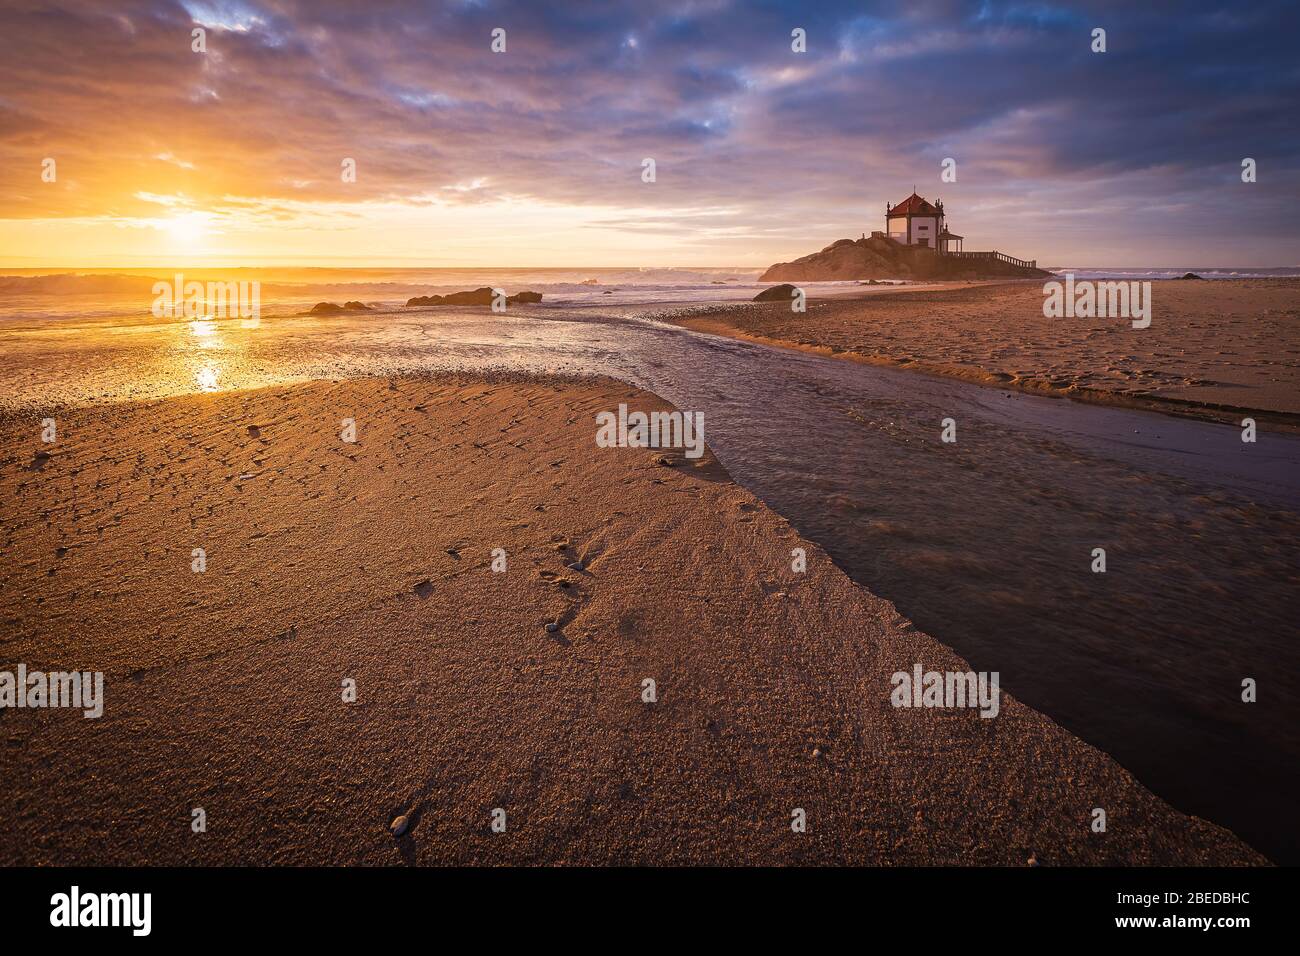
(0, 374, 1266, 865)
(669, 279, 1300, 426)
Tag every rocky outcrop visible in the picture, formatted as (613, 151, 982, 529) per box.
(405, 287, 543, 307)
(761, 235, 1051, 281)
(753, 283, 799, 302)
(306, 301, 373, 314)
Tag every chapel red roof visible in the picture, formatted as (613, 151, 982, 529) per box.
(888, 192, 941, 216)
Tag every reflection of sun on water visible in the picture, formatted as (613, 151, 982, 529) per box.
(189, 320, 217, 337)
(196, 366, 219, 391)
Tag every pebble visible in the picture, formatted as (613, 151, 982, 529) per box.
(545, 622, 558, 633)
(391, 815, 409, 837)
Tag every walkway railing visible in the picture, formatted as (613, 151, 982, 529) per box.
(942, 250, 1036, 269)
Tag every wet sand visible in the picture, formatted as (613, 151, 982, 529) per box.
(669, 279, 1300, 426)
(0, 375, 1266, 865)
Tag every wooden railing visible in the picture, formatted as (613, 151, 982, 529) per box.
(941, 250, 1036, 269)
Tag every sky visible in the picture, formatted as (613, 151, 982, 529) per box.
(0, 0, 1297, 268)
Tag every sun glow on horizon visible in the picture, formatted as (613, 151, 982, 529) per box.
(0, 195, 790, 269)
(163, 212, 214, 249)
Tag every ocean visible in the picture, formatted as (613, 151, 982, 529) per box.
(2, 265, 1296, 325)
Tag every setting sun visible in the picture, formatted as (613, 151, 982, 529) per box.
(162, 212, 211, 249)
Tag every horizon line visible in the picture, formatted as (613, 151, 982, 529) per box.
(3, 262, 1299, 273)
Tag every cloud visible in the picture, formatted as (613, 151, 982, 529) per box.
(0, 0, 1297, 264)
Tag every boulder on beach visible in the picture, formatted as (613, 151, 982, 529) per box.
(405, 287, 543, 307)
(306, 300, 373, 314)
(1179, 272, 1205, 280)
(753, 283, 800, 302)
(406, 287, 495, 306)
